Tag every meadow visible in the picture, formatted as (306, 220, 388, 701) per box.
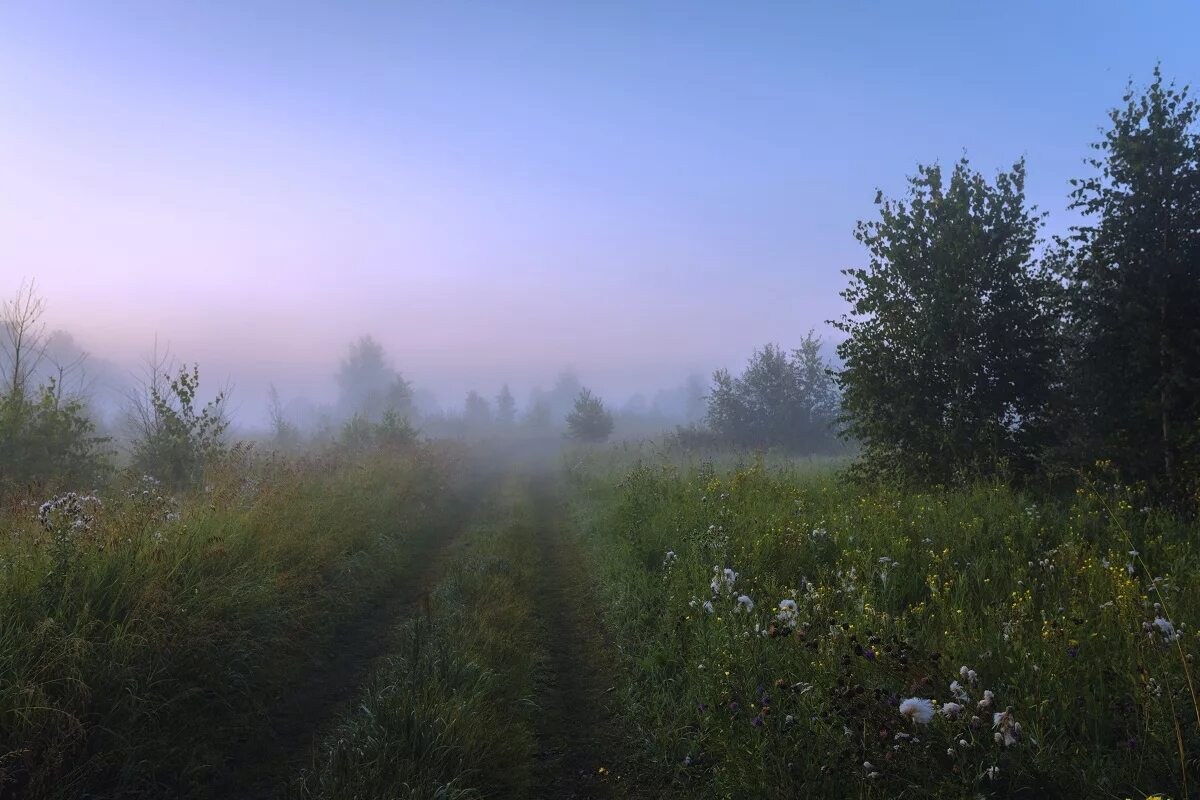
(566, 452, 1200, 799)
(0, 441, 471, 797)
(2, 439, 1197, 799)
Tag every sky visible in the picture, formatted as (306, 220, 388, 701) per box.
(1, 1, 1198, 419)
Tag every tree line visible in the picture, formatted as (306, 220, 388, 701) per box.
(834, 68, 1200, 505)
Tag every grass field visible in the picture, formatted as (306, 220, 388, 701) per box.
(0, 443, 469, 797)
(567, 452, 1200, 798)
(2, 442, 1196, 799)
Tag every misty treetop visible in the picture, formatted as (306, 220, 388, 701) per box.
(566, 387, 614, 443)
(704, 333, 840, 454)
(336, 335, 414, 424)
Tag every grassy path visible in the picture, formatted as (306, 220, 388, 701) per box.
(228, 482, 486, 799)
(529, 475, 630, 799)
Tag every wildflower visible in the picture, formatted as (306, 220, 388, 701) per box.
(702, 600, 714, 614)
(1147, 617, 1180, 643)
(863, 761, 874, 771)
(663, 550, 678, 568)
(958, 738, 969, 747)
(959, 665, 978, 685)
(777, 598, 798, 624)
(750, 714, 763, 727)
(984, 766, 1000, 780)
(977, 690, 995, 711)
(940, 702, 965, 720)
(992, 711, 1022, 747)
(785, 714, 794, 725)
(898, 697, 935, 725)
(711, 566, 738, 595)
(947, 748, 956, 757)
(683, 755, 692, 766)
(949, 680, 970, 703)
(735, 595, 754, 613)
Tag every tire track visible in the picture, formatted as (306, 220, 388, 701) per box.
(529, 475, 627, 799)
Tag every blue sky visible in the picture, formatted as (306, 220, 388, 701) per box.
(1, 1, 1197, 411)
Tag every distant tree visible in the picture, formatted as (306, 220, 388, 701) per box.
(530, 370, 582, 422)
(335, 336, 413, 423)
(495, 384, 516, 425)
(129, 360, 229, 489)
(267, 384, 300, 450)
(705, 333, 839, 452)
(1, 281, 48, 397)
(0, 284, 108, 493)
(522, 400, 552, 432)
(463, 390, 492, 428)
(833, 157, 1058, 483)
(565, 388, 614, 442)
(1057, 68, 1200, 499)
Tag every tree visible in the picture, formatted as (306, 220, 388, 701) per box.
(495, 384, 516, 425)
(1, 284, 108, 494)
(267, 384, 300, 450)
(335, 336, 413, 423)
(463, 390, 492, 429)
(1059, 68, 1200, 499)
(704, 334, 839, 452)
(565, 388, 613, 442)
(833, 157, 1058, 483)
(129, 360, 229, 489)
(1, 281, 48, 397)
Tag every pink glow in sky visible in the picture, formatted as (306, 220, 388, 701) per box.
(2, 2, 1198, 418)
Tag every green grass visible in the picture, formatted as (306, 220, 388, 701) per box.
(567, 454, 1199, 799)
(297, 476, 541, 800)
(0, 443, 463, 798)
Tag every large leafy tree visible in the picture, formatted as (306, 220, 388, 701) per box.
(1059, 68, 1200, 499)
(833, 157, 1059, 483)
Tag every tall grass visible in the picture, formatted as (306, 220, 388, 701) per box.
(298, 478, 540, 799)
(0, 443, 463, 798)
(568, 455, 1199, 798)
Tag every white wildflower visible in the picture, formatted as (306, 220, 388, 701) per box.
(898, 697, 935, 725)
(992, 711, 1022, 747)
(940, 702, 965, 720)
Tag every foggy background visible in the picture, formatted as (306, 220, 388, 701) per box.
(2, 1, 1198, 429)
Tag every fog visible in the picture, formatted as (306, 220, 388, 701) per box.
(2, 3, 1197, 437)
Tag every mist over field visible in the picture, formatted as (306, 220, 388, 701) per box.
(4, 2, 1196, 437)
(3, 4, 1200, 800)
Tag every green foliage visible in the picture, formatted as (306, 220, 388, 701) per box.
(1057, 67, 1200, 503)
(0, 381, 109, 495)
(339, 409, 419, 452)
(706, 333, 839, 453)
(299, 491, 538, 800)
(834, 158, 1059, 484)
(565, 387, 614, 442)
(570, 455, 1198, 798)
(130, 364, 229, 490)
(0, 446, 457, 797)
